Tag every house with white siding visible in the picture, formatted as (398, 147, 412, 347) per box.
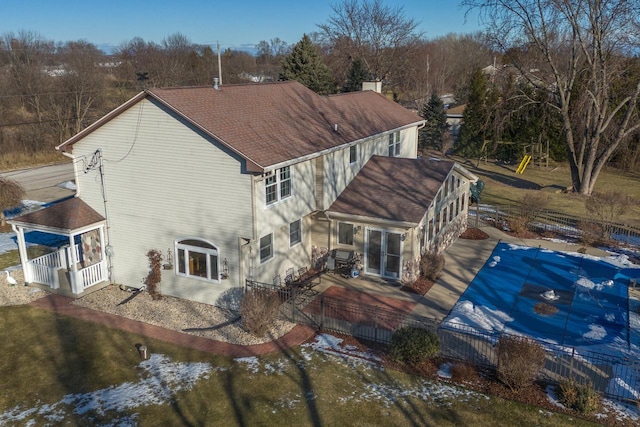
(9, 81, 477, 307)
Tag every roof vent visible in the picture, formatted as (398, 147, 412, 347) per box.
(213, 77, 220, 90)
(334, 123, 338, 132)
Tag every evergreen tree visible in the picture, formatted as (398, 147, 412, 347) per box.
(343, 58, 369, 92)
(419, 94, 449, 151)
(279, 34, 335, 94)
(456, 68, 491, 158)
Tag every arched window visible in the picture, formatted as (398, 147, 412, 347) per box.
(175, 238, 220, 282)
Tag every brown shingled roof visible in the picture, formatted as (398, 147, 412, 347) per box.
(10, 198, 105, 232)
(59, 81, 423, 171)
(327, 156, 455, 224)
(148, 82, 422, 169)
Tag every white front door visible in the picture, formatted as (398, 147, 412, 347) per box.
(365, 229, 402, 279)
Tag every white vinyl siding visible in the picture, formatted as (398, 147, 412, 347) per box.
(71, 99, 253, 306)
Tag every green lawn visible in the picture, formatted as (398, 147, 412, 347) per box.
(0, 306, 609, 426)
(455, 156, 640, 223)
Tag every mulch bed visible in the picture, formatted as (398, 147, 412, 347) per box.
(460, 227, 490, 240)
(399, 276, 435, 295)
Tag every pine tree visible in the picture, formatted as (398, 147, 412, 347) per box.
(419, 94, 449, 151)
(343, 58, 369, 92)
(279, 34, 335, 94)
(457, 68, 490, 158)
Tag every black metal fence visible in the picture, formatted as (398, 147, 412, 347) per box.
(475, 205, 640, 245)
(245, 279, 640, 403)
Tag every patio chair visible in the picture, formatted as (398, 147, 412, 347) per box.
(273, 274, 282, 287)
(284, 268, 296, 285)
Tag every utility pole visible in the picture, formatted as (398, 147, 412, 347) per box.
(217, 41, 222, 85)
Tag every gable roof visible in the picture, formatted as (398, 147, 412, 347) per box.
(58, 81, 424, 172)
(9, 197, 105, 233)
(446, 104, 466, 117)
(327, 156, 467, 225)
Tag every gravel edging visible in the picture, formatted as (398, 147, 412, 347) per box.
(1, 272, 296, 346)
(0, 270, 48, 305)
(70, 285, 296, 346)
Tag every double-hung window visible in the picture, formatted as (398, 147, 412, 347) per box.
(265, 166, 292, 205)
(349, 145, 357, 164)
(260, 233, 273, 263)
(388, 131, 400, 157)
(289, 219, 301, 247)
(338, 222, 354, 246)
(176, 238, 220, 282)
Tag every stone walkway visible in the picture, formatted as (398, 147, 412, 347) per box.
(30, 294, 316, 357)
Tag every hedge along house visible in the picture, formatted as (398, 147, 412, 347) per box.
(9, 80, 475, 307)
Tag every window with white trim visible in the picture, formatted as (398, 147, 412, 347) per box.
(265, 166, 292, 205)
(289, 219, 301, 247)
(388, 131, 400, 157)
(338, 222, 354, 246)
(349, 145, 357, 164)
(260, 233, 273, 263)
(176, 238, 220, 282)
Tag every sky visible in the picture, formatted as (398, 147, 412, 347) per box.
(1, 0, 482, 53)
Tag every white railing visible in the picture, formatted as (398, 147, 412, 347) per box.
(79, 260, 107, 290)
(31, 249, 64, 269)
(27, 244, 107, 292)
(28, 262, 59, 289)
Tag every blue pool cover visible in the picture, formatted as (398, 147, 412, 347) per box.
(448, 242, 631, 348)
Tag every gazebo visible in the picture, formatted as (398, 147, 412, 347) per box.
(8, 197, 110, 296)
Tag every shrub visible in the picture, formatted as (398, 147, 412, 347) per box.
(578, 220, 606, 246)
(240, 288, 281, 337)
(143, 249, 163, 300)
(0, 177, 26, 227)
(586, 191, 633, 226)
(451, 362, 479, 383)
(420, 251, 445, 281)
(390, 326, 439, 365)
(519, 192, 550, 221)
(496, 335, 546, 391)
(556, 380, 601, 414)
(508, 216, 529, 235)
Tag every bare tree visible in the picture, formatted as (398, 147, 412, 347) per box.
(317, 0, 422, 84)
(2, 31, 56, 151)
(464, 0, 640, 195)
(53, 41, 108, 140)
(255, 38, 290, 81)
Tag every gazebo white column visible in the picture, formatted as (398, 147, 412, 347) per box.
(68, 234, 81, 294)
(10, 224, 30, 283)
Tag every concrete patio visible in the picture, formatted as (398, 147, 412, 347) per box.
(317, 225, 611, 323)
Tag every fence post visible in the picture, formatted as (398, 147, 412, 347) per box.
(320, 294, 325, 331)
(374, 307, 379, 343)
(289, 285, 295, 323)
(569, 347, 575, 380)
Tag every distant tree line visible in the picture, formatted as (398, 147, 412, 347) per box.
(1, 0, 639, 195)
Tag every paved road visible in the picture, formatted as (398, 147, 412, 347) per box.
(0, 163, 75, 203)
